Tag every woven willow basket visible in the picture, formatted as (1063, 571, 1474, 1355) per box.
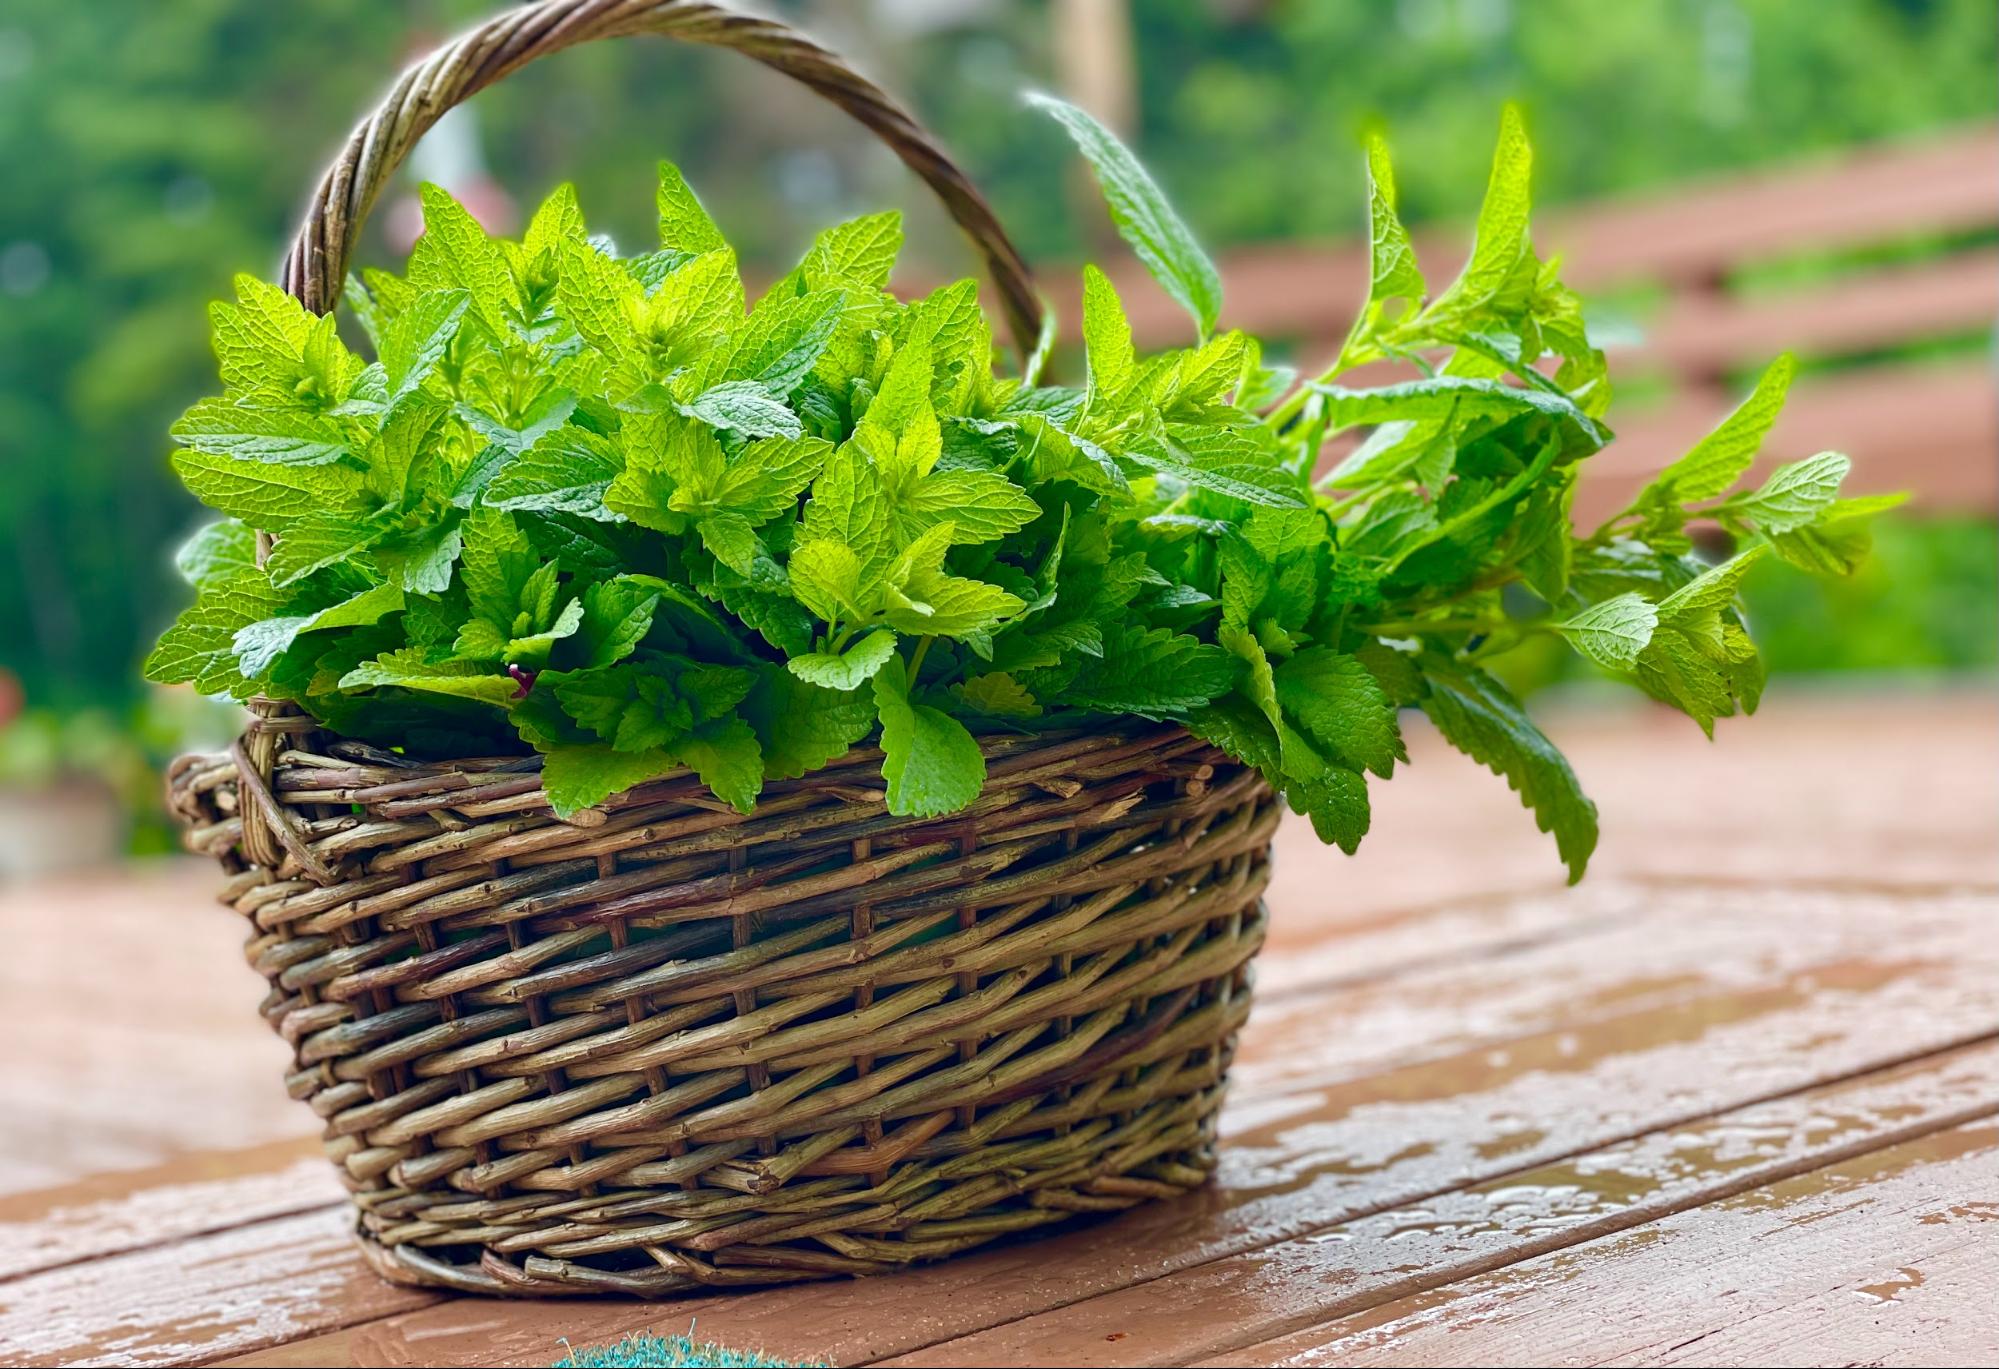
(166, 0, 1278, 1298)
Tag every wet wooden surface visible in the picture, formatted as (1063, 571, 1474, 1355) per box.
(0, 688, 1993, 1367)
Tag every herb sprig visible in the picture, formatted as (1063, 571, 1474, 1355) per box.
(148, 102, 1890, 880)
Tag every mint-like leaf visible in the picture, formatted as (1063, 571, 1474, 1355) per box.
(1030, 92, 1223, 340)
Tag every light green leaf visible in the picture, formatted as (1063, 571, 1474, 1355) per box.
(1556, 592, 1659, 672)
(1081, 264, 1136, 402)
(1360, 128, 1425, 309)
(1439, 104, 1532, 311)
(656, 161, 727, 255)
(409, 184, 518, 335)
(1029, 92, 1223, 340)
(380, 288, 470, 407)
(803, 211, 903, 291)
(171, 398, 350, 466)
(233, 581, 404, 676)
(1645, 353, 1796, 503)
(341, 646, 519, 704)
(1730, 450, 1851, 534)
(174, 518, 259, 590)
(682, 380, 802, 439)
(265, 510, 392, 587)
(170, 447, 364, 531)
(788, 628, 898, 690)
(873, 656, 984, 817)
(727, 291, 842, 395)
(484, 427, 625, 519)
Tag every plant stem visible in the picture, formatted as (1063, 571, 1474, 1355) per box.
(907, 635, 934, 682)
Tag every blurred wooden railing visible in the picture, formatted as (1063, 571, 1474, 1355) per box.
(1056, 123, 1999, 522)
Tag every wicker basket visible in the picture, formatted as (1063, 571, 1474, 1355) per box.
(167, 0, 1279, 1298)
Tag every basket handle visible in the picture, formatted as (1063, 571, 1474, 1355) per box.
(277, 0, 1044, 354)
(235, 1, 1044, 873)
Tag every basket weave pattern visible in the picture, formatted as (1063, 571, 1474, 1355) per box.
(169, 723, 1274, 1295)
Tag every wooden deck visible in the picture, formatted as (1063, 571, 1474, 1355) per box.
(1, 687, 1995, 1367)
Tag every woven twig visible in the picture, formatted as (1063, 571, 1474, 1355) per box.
(173, 725, 1275, 1295)
(278, 0, 1042, 353)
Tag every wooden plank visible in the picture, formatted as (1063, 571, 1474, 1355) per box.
(0, 1206, 438, 1369)
(0, 1136, 329, 1281)
(1578, 359, 1999, 521)
(888, 1041, 1999, 1366)
(1207, 1119, 1999, 1367)
(1295, 690, 1999, 908)
(215, 881, 1999, 1368)
(0, 862, 317, 1197)
(1641, 247, 1999, 375)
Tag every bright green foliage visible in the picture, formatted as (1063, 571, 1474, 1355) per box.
(150, 117, 1885, 877)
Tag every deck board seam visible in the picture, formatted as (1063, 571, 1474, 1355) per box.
(1169, 1099, 1999, 1367)
(856, 1025, 1999, 1367)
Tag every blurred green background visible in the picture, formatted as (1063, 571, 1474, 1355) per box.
(1, 0, 1993, 864)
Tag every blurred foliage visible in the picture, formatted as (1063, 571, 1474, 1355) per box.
(3, 0, 1995, 724)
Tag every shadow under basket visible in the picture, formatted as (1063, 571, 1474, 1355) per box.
(167, 719, 1276, 1296)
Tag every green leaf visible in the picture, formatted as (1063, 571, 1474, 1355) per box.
(1313, 375, 1603, 450)
(1274, 648, 1407, 778)
(264, 511, 391, 587)
(747, 670, 877, 780)
(1056, 626, 1237, 718)
(873, 655, 984, 817)
(958, 672, 1041, 718)
(727, 291, 842, 395)
(1729, 450, 1851, 534)
(233, 581, 404, 676)
(174, 518, 259, 590)
(788, 628, 898, 690)
(672, 717, 764, 813)
(656, 161, 727, 254)
(1420, 655, 1598, 883)
(682, 379, 802, 439)
(1643, 353, 1796, 503)
(1029, 92, 1223, 340)
(341, 646, 520, 705)
(788, 538, 869, 626)
(143, 567, 283, 697)
(569, 579, 659, 669)
(484, 427, 624, 519)
(409, 184, 518, 335)
(380, 288, 470, 408)
(540, 745, 682, 819)
(1556, 592, 1659, 672)
(899, 470, 1042, 544)
(171, 398, 351, 466)
(803, 211, 903, 291)
(371, 519, 465, 594)
(170, 447, 363, 531)
(1439, 104, 1532, 312)
(801, 437, 891, 580)
(1360, 128, 1425, 310)
(1081, 264, 1137, 402)
(697, 512, 761, 577)
(1767, 493, 1906, 577)
(1123, 430, 1306, 508)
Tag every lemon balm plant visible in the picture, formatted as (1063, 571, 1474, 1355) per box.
(152, 0, 1887, 1299)
(153, 103, 1882, 881)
